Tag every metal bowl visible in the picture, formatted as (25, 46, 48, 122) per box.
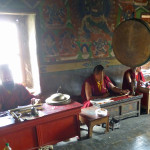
(45, 93, 71, 105)
(48, 93, 65, 101)
(46, 99, 72, 106)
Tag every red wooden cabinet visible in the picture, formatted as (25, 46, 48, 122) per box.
(0, 126, 38, 150)
(0, 101, 82, 150)
(37, 115, 79, 146)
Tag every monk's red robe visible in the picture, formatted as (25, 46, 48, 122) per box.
(122, 69, 145, 91)
(81, 74, 112, 108)
(0, 84, 34, 111)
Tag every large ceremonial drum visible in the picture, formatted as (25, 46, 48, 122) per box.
(112, 19, 150, 67)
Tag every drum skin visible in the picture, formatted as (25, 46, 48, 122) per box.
(112, 19, 150, 67)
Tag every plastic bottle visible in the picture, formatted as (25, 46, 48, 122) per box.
(4, 143, 12, 150)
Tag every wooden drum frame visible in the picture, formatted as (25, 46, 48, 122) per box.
(112, 19, 150, 67)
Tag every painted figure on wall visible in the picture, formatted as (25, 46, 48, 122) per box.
(43, 30, 79, 62)
(76, 42, 92, 59)
(78, 0, 112, 38)
(43, 32, 58, 62)
(91, 29, 112, 58)
(42, 0, 67, 28)
(57, 30, 79, 60)
(92, 38, 109, 58)
(80, 44, 90, 59)
(119, 4, 135, 21)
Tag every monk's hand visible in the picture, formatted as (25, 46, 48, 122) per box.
(138, 80, 144, 86)
(121, 89, 130, 95)
(102, 92, 110, 98)
(31, 98, 41, 105)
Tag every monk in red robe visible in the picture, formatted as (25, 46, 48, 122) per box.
(122, 67, 145, 93)
(81, 65, 129, 108)
(0, 64, 38, 111)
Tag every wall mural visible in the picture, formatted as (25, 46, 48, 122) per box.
(38, 0, 118, 64)
(0, 0, 149, 72)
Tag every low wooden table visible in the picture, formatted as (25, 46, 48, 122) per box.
(138, 86, 150, 114)
(92, 95, 142, 119)
(79, 106, 109, 138)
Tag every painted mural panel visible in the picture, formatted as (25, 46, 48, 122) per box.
(39, 0, 118, 63)
(74, 0, 114, 58)
(0, 0, 149, 71)
(42, 0, 67, 29)
(43, 29, 79, 62)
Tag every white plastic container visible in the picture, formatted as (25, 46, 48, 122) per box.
(95, 108, 108, 116)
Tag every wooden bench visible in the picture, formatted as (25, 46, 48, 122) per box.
(79, 106, 109, 138)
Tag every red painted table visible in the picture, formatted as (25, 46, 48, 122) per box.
(0, 101, 82, 150)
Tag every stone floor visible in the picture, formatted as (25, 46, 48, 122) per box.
(54, 114, 150, 150)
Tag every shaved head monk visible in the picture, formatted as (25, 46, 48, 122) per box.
(0, 64, 38, 111)
(122, 67, 145, 94)
(81, 65, 129, 108)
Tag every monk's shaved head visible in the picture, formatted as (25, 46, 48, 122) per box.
(93, 65, 104, 74)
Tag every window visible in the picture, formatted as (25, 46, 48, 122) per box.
(0, 13, 41, 94)
(0, 21, 22, 84)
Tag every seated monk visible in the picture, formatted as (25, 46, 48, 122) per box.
(81, 65, 129, 108)
(0, 64, 39, 111)
(122, 67, 145, 94)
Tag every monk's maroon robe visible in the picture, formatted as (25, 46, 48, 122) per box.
(122, 69, 145, 92)
(81, 74, 112, 108)
(0, 84, 34, 111)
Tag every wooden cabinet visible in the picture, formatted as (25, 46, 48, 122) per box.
(0, 126, 38, 149)
(138, 86, 150, 114)
(97, 95, 142, 119)
(104, 99, 141, 119)
(37, 115, 79, 146)
(0, 101, 82, 150)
